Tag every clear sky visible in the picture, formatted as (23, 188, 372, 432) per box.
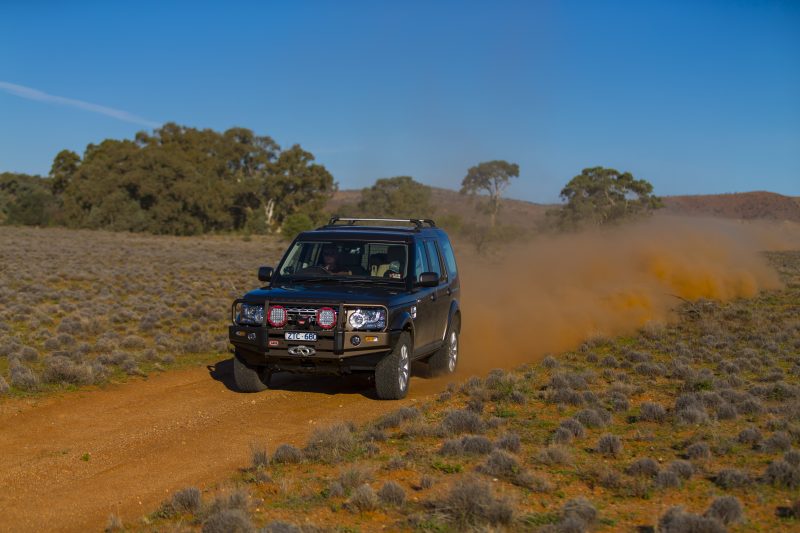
(1, 0, 798, 202)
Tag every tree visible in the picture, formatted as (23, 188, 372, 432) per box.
(49, 150, 81, 196)
(356, 176, 433, 218)
(265, 144, 337, 227)
(460, 160, 519, 228)
(550, 166, 662, 229)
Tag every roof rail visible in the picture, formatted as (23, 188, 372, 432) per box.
(325, 217, 436, 230)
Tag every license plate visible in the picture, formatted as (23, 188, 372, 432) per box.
(285, 331, 317, 342)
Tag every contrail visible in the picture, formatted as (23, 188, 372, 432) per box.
(0, 81, 160, 128)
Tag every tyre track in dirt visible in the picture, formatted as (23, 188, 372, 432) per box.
(0, 359, 447, 532)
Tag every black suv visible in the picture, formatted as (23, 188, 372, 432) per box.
(229, 218, 461, 399)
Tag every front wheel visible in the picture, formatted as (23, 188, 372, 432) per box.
(428, 321, 459, 376)
(233, 352, 271, 392)
(375, 332, 411, 400)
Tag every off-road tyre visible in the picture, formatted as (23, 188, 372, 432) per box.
(375, 332, 412, 400)
(233, 351, 270, 392)
(428, 317, 459, 376)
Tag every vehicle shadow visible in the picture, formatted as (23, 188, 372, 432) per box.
(207, 357, 429, 399)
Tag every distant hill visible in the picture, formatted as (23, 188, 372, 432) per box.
(662, 191, 800, 222)
(327, 187, 552, 227)
(327, 188, 800, 226)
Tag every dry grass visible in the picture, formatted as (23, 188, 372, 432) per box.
(0, 227, 286, 395)
(118, 250, 800, 530)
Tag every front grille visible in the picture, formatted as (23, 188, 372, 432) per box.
(279, 304, 328, 330)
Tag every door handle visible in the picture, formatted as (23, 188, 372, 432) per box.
(430, 294, 436, 301)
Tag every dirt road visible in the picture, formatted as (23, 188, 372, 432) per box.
(0, 359, 447, 532)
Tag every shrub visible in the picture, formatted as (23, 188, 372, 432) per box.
(763, 459, 800, 489)
(575, 408, 610, 428)
(714, 468, 750, 489)
(440, 435, 493, 456)
(626, 457, 660, 477)
(202, 509, 253, 533)
(418, 475, 434, 490)
(477, 449, 519, 478)
(536, 446, 572, 465)
(738, 427, 762, 446)
(667, 460, 695, 480)
(272, 444, 304, 464)
(677, 407, 710, 425)
(378, 481, 406, 506)
(9, 361, 39, 391)
(716, 402, 737, 420)
(250, 445, 269, 469)
(541, 355, 559, 368)
(686, 442, 711, 460)
(762, 431, 792, 452)
(376, 406, 420, 429)
(655, 470, 681, 489)
(658, 507, 725, 533)
(639, 402, 666, 423)
(785, 449, 800, 466)
(561, 497, 598, 529)
(171, 487, 202, 514)
(261, 522, 303, 533)
(596, 434, 622, 456)
(440, 409, 484, 435)
(338, 465, 373, 490)
(347, 484, 378, 512)
(551, 427, 574, 445)
(495, 432, 521, 453)
(705, 496, 743, 525)
(434, 477, 513, 527)
(305, 423, 356, 463)
(606, 391, 630, 412)
(0, 376, 9, 394)
(559, 418, 586, 438)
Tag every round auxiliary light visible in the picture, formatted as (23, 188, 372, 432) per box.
(316, 307, 337, 329)
(267, 305, 287, 327)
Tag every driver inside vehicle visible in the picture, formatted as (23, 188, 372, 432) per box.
(320, 244, 351, 274)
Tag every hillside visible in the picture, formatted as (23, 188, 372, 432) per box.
(329, 188, 800, 227)
(662, 191, 800, 222)
(327, 187, 552, 228)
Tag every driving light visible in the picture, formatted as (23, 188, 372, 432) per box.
(268, 305, 287, 327)
(239, 303, 264, 325)
(316, 307, 337, 329)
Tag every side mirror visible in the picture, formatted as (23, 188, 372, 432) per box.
(257, 266, 274, 282)
(417, 272, 439, 287)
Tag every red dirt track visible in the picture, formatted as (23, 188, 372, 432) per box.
(0, 360, 445, 532)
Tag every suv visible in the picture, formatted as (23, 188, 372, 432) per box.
(228, 217, 461, 399)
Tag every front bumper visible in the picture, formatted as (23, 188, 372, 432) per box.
(229, 299, 397, 374)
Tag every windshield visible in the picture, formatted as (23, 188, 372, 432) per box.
(277, 240, 408, 281)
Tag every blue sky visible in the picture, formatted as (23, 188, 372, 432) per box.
(1, 0, 798, 202)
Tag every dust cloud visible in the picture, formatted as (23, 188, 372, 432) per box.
(455, 216, 798, 375)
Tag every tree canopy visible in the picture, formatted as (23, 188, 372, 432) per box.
(1, 123, 337, 235)
(355, 176, 434, 218)
(460, 160, 519, 227)
(549, 166, 662, 229)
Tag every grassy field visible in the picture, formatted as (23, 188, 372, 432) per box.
(0, 226, 286, 395)
(132, 251, 800, 532)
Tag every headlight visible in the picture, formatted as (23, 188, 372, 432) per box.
(238, 303, 264, 325)
(348, 308, 386, 331)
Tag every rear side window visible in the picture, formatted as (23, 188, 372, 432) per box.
(414, 240, 428, 280)
(425, 240, 444, 281)
(439, 237, 458, 278)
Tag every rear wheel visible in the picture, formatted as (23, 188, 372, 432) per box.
(375, 332, 411, 400)
(233, 351, 271, 392)
(428, 319, 459, 376)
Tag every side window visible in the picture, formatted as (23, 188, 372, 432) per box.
(439, 237, 458, 278)
(425, 240, 444, 281)
(414, 240, 428, 280)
